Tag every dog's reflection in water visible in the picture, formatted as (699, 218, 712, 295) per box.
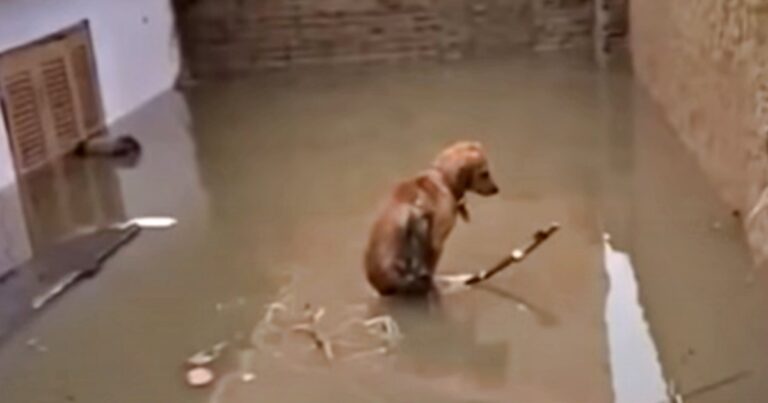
(214, 287, 560, 403)
(366, 285, 558, 384)
(369, 294, 507, 387)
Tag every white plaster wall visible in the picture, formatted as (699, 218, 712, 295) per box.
(0, 0, 180, 189)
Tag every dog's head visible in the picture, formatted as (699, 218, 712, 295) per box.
(433, 141, 499, 198)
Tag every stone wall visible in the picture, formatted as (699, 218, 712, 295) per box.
(631, 1, 768, 264)
(176, 0, 595, 78)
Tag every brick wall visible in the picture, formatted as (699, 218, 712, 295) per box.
(594, 0, 627, 57)
(632, 0, 768, 264)
(533, 0, 592, 51)
(176, 0, 596, 78)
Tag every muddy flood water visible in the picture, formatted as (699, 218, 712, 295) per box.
(1, 55, 768, 403)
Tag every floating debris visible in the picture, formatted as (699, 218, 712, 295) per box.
(251, 292, 402, 363)
(186, 341, 229, 367)
(186, 367, 215, 387)
(73, 134, 141, 158)
(343, 346, 389, 361)
(240, 372, 256, 382)
(363, 316, 402, 346)
(263, 302, 288, 326)
(114, 217, 178, 230)
(216, 297, 248, 313)
(25, 338, 48, 353)
(311, 307, 326, 323)
(292, 320, 335, 361)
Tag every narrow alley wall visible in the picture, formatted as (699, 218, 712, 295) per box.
(176, 0, 594, 78)
(631, 1, 768, 264)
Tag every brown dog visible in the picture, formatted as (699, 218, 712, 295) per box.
(365, 141, 499, 296)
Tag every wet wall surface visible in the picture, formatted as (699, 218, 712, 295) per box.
(0, 55, 767, 402)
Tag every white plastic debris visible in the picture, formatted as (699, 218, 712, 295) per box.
(241, 372, 256, 382)
(187, 342, 229, 367)
(187, 352, 215, 367)
(115, 217, 178, 230)
(186, 367, 215, 387)
(26, 338, 48, 353)
(215, 297, 248, 313)
(511, 249, 524, 260)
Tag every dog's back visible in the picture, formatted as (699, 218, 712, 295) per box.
(365, 178, 438, 296)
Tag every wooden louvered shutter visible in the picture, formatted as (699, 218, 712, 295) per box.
(59, 26, 104, 137)
(0, 22, 104, 177)
(40, 50, 83, 154)
(0, 50, 50, 174)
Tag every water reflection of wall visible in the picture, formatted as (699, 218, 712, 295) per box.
(0, 155, 127, 276)
(0, 90, 209, 274)
(0, 185, 31, 276)
(18, 158, 127, 252)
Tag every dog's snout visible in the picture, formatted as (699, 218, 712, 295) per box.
(478, 182, 499, 196)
